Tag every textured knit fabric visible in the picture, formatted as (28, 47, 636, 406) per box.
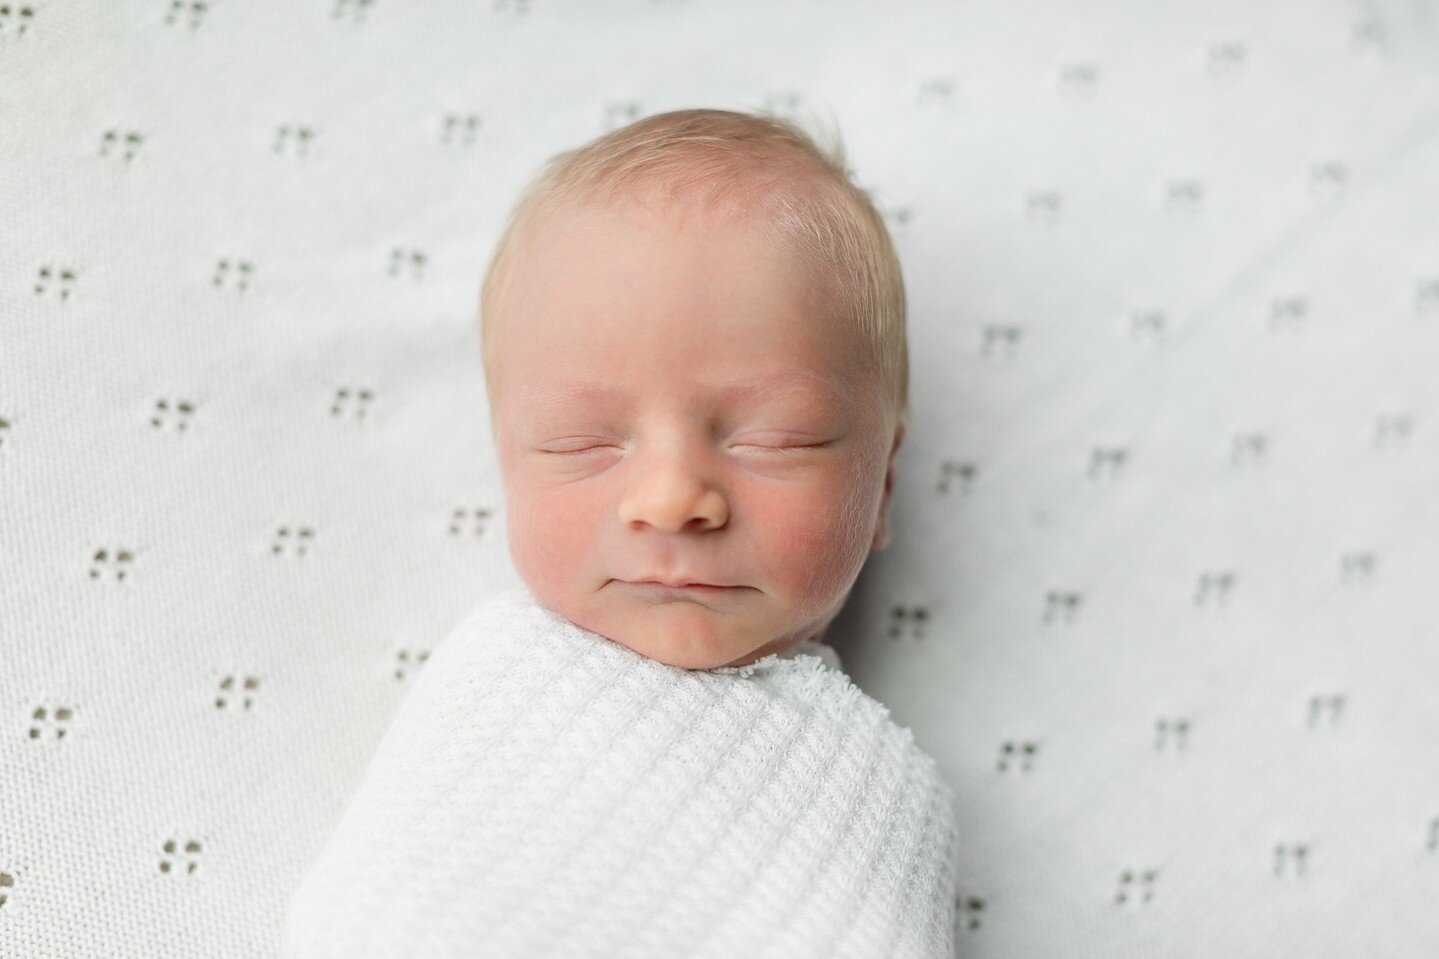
(278, 587, 960, 958)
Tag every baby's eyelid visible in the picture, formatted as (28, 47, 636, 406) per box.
(539, 436, 831, 455)
(734, 437, 830, 449)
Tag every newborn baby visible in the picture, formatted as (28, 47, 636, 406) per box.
(280, 108, 958, 958)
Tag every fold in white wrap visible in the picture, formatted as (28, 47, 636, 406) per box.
(280, 586, 959, 958)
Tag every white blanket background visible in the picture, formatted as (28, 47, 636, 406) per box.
(2, 1, 1438, 956)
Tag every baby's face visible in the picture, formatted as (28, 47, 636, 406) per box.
(487, 194, 904, 669)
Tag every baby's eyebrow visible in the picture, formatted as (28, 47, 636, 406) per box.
(521, 371, 848, 409)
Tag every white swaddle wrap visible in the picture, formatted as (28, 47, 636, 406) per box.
(279, 586, 960, 958)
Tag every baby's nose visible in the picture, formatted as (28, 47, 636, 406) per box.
(618, 464, 728, 533)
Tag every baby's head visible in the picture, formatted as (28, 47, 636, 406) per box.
(478, 108, 908, 670)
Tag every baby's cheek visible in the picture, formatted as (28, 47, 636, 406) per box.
(756, 481, 871, 610)
(506, 483, 599, 597)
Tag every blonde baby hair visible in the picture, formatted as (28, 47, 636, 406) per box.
(478, 106, 909, 434)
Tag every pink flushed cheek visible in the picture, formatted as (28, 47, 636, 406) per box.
(752, 484, 868, 614)
(506, 484, 599, 597)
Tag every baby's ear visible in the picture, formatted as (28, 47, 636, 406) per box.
(871, 421, 906, 551)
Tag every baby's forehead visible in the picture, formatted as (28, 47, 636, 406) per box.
(517, 204, 841, 314)
(523, 367, 855, 414)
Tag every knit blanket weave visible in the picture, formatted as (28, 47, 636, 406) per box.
(279, 586, 959, 958)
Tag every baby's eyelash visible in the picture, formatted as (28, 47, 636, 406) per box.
(736, 444, 816, 453)
(546, 446, 610, 456)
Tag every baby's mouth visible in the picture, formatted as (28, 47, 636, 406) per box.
(620, 580, 746, 597)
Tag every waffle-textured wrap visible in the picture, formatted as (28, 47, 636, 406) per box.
(278, 586, 959, 958)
